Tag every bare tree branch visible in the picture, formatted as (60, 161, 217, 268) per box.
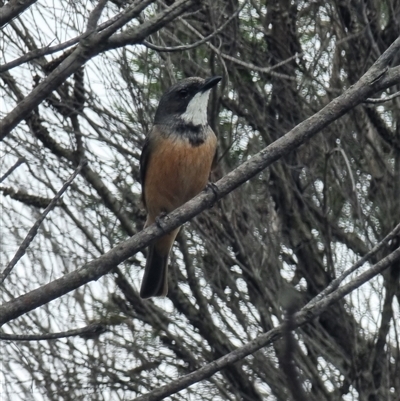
(143, 1, 246, 52)
(104, 0, 196, 49)
(0, 157, 25, 183)
(0, 2, 149, 74)
(0, 160, 86, 284)
(92, 0, 155, 41)
(87, 0, 109, 31)
(0, 0, 38, 28)
(130, 245, 400, 401)
(0, 186, 52, 208)
(0, 323, 106, 341)
(364, 90, 400, 103)
(176, 14, 297, 81)
(306, 221, 400, 308)
(0, 0, 195, 139)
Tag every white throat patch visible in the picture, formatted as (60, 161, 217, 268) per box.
(181, 90, 210, 126)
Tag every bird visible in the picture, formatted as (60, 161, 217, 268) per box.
(139, 76, 221, 299)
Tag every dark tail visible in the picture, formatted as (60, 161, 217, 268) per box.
(140, 244, 169, 299)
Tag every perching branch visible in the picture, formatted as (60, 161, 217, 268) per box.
(0, 35, 399, 326)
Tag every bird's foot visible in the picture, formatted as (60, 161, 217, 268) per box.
(206, 182, 220, 208)
(155, 212, 168, 232)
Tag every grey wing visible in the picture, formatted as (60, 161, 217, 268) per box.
(140, 138, 151, 208)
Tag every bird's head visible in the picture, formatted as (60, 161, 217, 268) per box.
(154, 76, 221, 127)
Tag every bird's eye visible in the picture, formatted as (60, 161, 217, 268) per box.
(178, 89, 189, 98)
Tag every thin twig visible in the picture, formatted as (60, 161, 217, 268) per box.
(0, 157, 25, 183)
(0, 7, 121, 74)
(305, 221, 400, 308)
(331, 147, 363, 221)
(0, 160, 87, 285)
(364, 90, 400, 103)
(176, 14, 296, 81)
(143, 1, 246, 52)
(332, 147, 357, 192)
(0, 323, 106, 341)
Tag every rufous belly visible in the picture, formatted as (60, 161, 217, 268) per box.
(144, 134, 216, 218)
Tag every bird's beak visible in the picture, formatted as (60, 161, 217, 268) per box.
(200, 76, 222, 92)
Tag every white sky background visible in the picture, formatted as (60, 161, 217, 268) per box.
(1, 1, 399, 400)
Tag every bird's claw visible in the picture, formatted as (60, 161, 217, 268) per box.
(206, 182, 219, 208)
(155, 212, 168, 232)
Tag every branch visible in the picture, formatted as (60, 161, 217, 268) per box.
(176, 15, 297, 81)
(0, 157, 25, 183)
(0, 186, 52, 208)
(0, 2, 146, 74)
(143, 1, 246, 52)
(129, 245, 400, 401)
(0, 160, 86, 285)
(86, 0, 109, 31)
(0, 0, 195, 139)
(0, 36, 399, 326)
(0, 323, 106, 341)
(0, 0, 38, 27)
(104, 0, 196, 49)
(306, 221, 400, 308)
(364, 90, 400, 103)
(93, 0, 155, 41)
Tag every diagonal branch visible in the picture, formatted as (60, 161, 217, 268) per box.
(306, 221, 400, 308)
(0, 322, 106, 341)
(364, 89, 400, 103)
(130, 245, 400, 401)
(103, 0, 196, 49)
(86, 0, 109, 31)
(0, 160, 86, 285)
(0, 0, 151, 74)
(0, 157, 25, 183)
(0, 37, 399, 326)
(0, 0, 38, 28)
(0, 0, 195, 139)
(143, 1, 246, 52)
